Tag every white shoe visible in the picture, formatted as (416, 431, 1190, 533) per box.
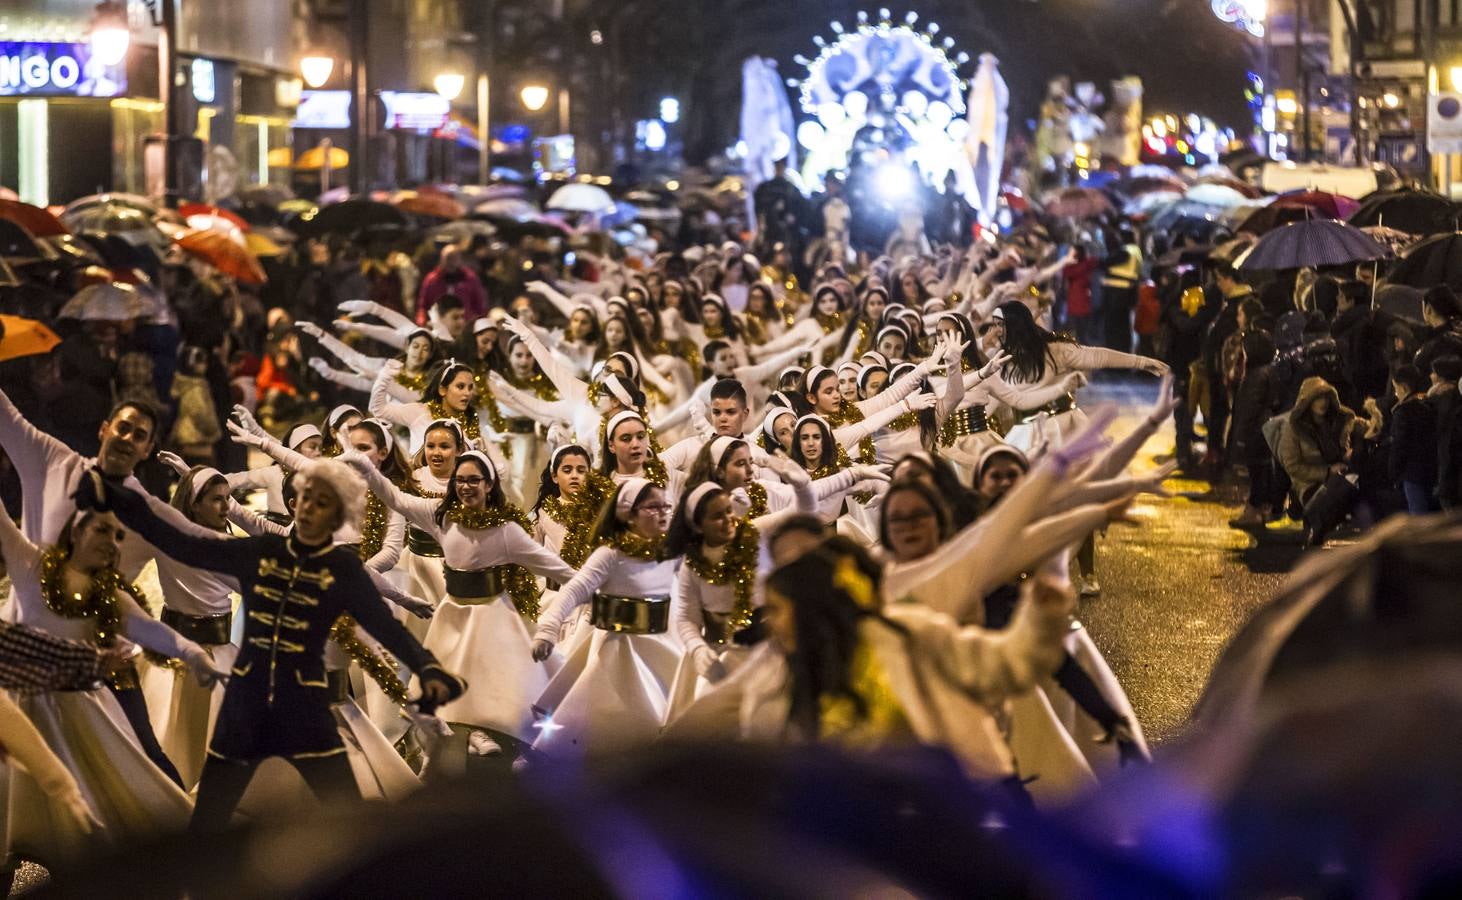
(1077, 576, 1102, 596)
(468, 731, 503, 756)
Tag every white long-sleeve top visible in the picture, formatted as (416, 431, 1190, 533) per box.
(534, 547, 679, 641)
(354, 464, 575, 591)
(0, 511, 200, 661)
(674, 481, 815, 657)
(1005, 342, 1150, 390)
(0, 389, 215, 579)
(225, 464, 288, 515)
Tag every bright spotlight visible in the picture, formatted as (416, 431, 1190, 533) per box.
(874, 165, 917, 203)
(660, 97, 680, 123)
(797, 120, 826, 150)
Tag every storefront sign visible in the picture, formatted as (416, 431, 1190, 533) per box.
(379, 91, 451, 131)
(1429, 93, 1462, 155)
(0, 41, 126, 98)
(293, 90, 352, 129)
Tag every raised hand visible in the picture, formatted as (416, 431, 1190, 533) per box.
(1049, 404, 1119, 476)
(1146, 373, 1178, 427)
(904, 390, 938, 412)
(851, 464, 892, 483)
(231, 404, 268, 437)
(977, 349, 1011, 380)
(337, 299, 373, 316)
(308, 358, 333, 378)
(156, 451, 190, 477)
(225, 420, 267, 449)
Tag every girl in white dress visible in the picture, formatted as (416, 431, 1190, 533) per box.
(661, 457, 818, 726)
(342, 449, 576, 756)
(0, 509, 225, 863)
(529, 479, 683, 754)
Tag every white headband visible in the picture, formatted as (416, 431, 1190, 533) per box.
(457, 450, 497, 485)
(473, 318, 498, 335)
(327, 404, 361, 432)
(762, 406, 794, 439)
(685, 482, 723, 524)
(606, 409, 645, 443)
(837, 362, 861, 375)
(551, 443, 588, 470)
(804, 366, 833, 390)
(190, 467, 224, 504)
(424, 418, 466, 446)
(602, 374, 635, 408)
(615, 477, 654, 522)
(709, 435, 741, 469)
(608, 352, 640, 381)
(286, 424, 322, 450)
(778, 366, 804, 384)
(360, 418, 395, 455)
(794, 413, 830, 434)
(876, 324, 908, 346)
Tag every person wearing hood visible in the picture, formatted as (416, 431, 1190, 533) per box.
(1276, 376, 1381, 545)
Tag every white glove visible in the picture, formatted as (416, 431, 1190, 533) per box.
(546, 423, 574, 447)
(335, 449, 373, 472)
(156, 450, 190, 477)
(1138, 357, 1170, 377)
(181, 647, 230, 689)
(337, 299, 373, 316)
(728, 487, 752, 519)
(689, 400, 713, 439)
(692, 646, 727, 683)
(977, 350, 1011, 380)
(231, 404, 267, 437)
(395, 593, 436, 619)
(295, 320, 325, 339)
(225, 420, 267, 449)
(1059, 372, 1089, 394)
(332, 318, 357, 332)
(381, 358, 404, 376)
(850, 464, 891, 483)
(903, 391, 938, 412)
(308, 357, 334, 378)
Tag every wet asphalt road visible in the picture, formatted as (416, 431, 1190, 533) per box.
(1076, 376, 1300, 746)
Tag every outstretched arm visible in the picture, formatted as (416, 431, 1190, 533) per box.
(338, 299, 417, 333)
(532, 547, 615, 645)
(831, 393, 935, 448)
(309, 359, 379, 396)
(334, 319, 408, 350)
(486, 372, 572, 425)
(337, 452, 439, 531)
(81, 475, 255, 579)
(500, 316, 589, 406)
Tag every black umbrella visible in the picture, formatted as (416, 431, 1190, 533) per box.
(1196, 513, 1462, 727)
(1382, 231, 1462, 291)
(1236, 219, 1388, 271)
(0, 219, 54, 263)
(290, 199, 411, 237)
(1348, 189, 1458, 235)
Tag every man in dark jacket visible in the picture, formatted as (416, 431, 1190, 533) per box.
(1430, 355, 1462, 508)
(1200, 265, 1255, 471)
(1159, 278, 1213, 469)
(1388, 364, 1439, 514)
(1228, 329, 1283, 527)
(1330, 280, 1395, 403)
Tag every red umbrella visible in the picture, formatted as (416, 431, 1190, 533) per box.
(0, 199, 69, 237)
(1274, 190, 1360, 220)
(1043, 187, 1112, 220)
(175, 228, 267, 284)
(178, 203, 250, 232)
(392, 190, 466, 220)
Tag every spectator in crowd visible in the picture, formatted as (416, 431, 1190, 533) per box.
(1388, 364, 1439, 514)
(417, 245, 488, 325)
(1432, 355, 1462, 509)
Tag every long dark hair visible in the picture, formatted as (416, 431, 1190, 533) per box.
(396, 328, 442, 370)
(433, 454, 507, 525)
(701, 294, 743, 341)
(684, 438, 748, 493)
(937, 312, 985, 371)
(663, 483, 726, 557)
(421, 359, 478, 413)
(352, 419, 413, 483)
(997, 301, 1074, 383)
(888, 364, 939, 452)
(796, 368, 838, 417)
(766, 540, 896, 739)
(532, 444, 591, 513)
(584, 480, 669, 558)
(791, 417, 839, 471)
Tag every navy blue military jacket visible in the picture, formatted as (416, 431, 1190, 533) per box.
(105, 480, 442, 760)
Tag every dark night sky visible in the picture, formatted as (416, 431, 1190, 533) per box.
(655, 0, 1259, 158)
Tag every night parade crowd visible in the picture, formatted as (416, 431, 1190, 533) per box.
(0, 152, 1455, 888)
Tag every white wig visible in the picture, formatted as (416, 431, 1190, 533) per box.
(301, 458, 367, 530)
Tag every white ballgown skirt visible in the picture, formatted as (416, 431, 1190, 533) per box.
(1003, 408, 1089, 456)
(420, 593, 547, 741)
(4, 689, 192, 863)
(662, 643, 754, 728)
(147, 643, 238, 790)
(531, 628, 682, 754)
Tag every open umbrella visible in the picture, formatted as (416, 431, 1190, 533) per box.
(1192, 173, 1264, 198)
(179, 203, 250, 233)
(63, 192, 157, 218)
(1374, 283, 1426, 322)
(244, 232, 285, 257)
(392, 191, 466, 220)
(294, 145, 350, 171)
(1184, 183, 1251, 208)
(61, 203, 168, 249)
(1348, 189, 1458, 235)
(1274, 190, 1360, 219)
(290, 199, 410, 238)
(0, 200, 69, 238)
(0, 314, 61, 361)
(473, 197, 540, 221)
(57, 281, 149, 321)
(431, 220, 497, 243)
(1043, 187, 1111, 220)
(1236, 219, 1388, 271)
(1236, 203, 1318, 236)
(235, 184, 294, 207)
(1361, 225, 1417, 256)
(546, 183, 615, 214)
(175, 228, 267, 284)
(1118, 173, 1188, 198)
(1382, 232, 1462, 291)
(0, 220, 55, 263)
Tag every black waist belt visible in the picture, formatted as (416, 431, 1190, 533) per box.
(504, 417, 536, 434)
(263, 511, 293, 527)
(327, 669, 350, 704)
(443, 564, 505, 600)
(1020, 394, 1076, 422)
(591, 593, 670, 635)
(407, 527, 444, 558)
(161, 608, 233, 645)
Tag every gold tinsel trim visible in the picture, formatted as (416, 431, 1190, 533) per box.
(887, 411, 920, 432)
(443, 503, 543, 618)
(746, 481, 768, 518)
(541, 474, 608, 568)
(330, 615, 408, 706)
(610, 530, 664, 560)
(359, 492, 390, 561)
(38, 546, 148, 645)
(425, 399, 481, 442)
(395, 368, 429, 393)
(597, 411, 669, 488)
(684, 521, 759, 643)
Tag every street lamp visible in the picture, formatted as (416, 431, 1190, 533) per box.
(521, 84, 550, 112)
(434, 72, 466, 102)
(301, 55, 336, 89)
(89, 1, 132, 67)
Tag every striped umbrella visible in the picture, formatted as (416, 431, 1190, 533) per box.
(1236, 220, 1389, 271)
